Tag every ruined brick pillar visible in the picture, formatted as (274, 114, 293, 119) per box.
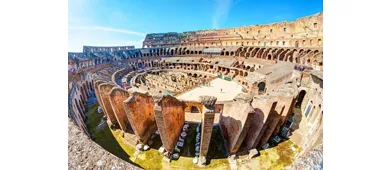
(153, 94, 185, 153)
(109, 87, 130, 131)
(123, 92, 157, 144)
(98, 83, 119, 126)
(93, 80, 106, 116)
(273, 96, 296, 136)
(199, 96, 217, 164)
(244, 96, 277, 149)
(258, 105, 285, 147)
(82, 82, 88, 98)
(219, 93, 255, 154)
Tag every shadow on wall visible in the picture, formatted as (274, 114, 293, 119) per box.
(85, 104, 142, 168)
(206, 125, 229, 162)
(219, 115, 243, 154)
(290, 108, 303, 133)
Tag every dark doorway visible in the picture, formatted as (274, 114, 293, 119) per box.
(191, 106, 200, 113)
(258, 82, 266, 92)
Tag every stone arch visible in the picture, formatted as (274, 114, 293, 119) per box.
(279, 49, 290, 61)
(287, 55, 293, 62)
(267, 54, 272, 60)
(191, 106, 200, 113)
(178, 48, 182, 55)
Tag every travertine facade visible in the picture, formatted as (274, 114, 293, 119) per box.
(143, 12, 322, 49)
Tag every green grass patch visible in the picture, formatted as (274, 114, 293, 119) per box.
(256, 140, 301, 170)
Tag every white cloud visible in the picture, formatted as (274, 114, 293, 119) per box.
(212, 0, 236, 29)
(68, 26, 146, 36)
(124, 39, 145, 48)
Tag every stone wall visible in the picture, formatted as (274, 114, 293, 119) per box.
(219, 94, 255, 154)
(109, 87, 131, 131)
(153, 95, 185, 153)
(143, 12, 323, 48)
(68, 118, 141, 170)
(199, 96, 217, 159)
(98, 83, 119, 126)
(244, 96, 277, 149)
(123, 92, 157, 144)
(258, 105, 284, 147)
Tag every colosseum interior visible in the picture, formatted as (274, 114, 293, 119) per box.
(68, 12, 323, 169)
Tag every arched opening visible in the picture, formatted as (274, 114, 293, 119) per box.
(295, 41, 299, 47)
(267, 54, 272, 60)
(295, 90, 307, 108)
(230, 51, 234, 56)
(193, 73, 198, 78)
(258, 82, 266, 93)
(191, 106, 200, 113)
(289, 56, 294, 62)
(170, 49, 174, 55)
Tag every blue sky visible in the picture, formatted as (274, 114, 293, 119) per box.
(68, 0, 323, 52)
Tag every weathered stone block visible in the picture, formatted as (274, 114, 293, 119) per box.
(93, 80, 106, 116)
(244, 96, 277, 149)
(123, 92, 157, 144)
(153, 94, 185, 153)
(258, 105, 285, 147)
(219, 93, 255, 154)
(98, 83, 118, 126)
(199, 96, 217, 158)
(109, 87, 130, 131)
(248, 149, 259, 159)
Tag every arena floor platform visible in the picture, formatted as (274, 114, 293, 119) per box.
(176, 78, 244, 102)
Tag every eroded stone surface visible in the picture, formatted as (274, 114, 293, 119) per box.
(220, 93, 255, 154)
(109, 87, 131, 131)
(68, 118, 141, 170)
(123, 92, 157, 144)
(154, 95, 185, 153)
